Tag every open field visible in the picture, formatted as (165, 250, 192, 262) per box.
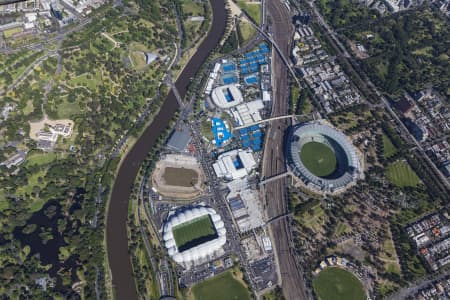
(238, 22, 256, 44)
(163, 167, 199, 187)
(2, 26, 22, 38)
(300, 141, 337, 177)
(386, 160, 420, 187)
(236, 1, 261, 25)
(24, 151, 58, 167)
(382, 134, 397, 158)
(190, 270, 251, 300)
(295, 201, 325, 233)
(172, 215, 216, 251)
(313, 267, 366, 300)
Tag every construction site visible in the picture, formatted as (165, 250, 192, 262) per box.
(151, 154, 206, 199)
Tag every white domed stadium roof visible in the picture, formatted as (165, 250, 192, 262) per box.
(163, 206, 227, 266)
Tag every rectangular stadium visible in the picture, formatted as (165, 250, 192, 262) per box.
(172, 215, 217, 252)
(163, 206, 227, 267)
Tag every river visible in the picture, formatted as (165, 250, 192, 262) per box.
(105, 1, 227, 298)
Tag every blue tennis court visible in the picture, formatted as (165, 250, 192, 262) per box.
(259, 43, 269, 53)
(223, 63, 236, 72)
(212, 118, 232, 147)
(240, 134, 250, 141)
(223, 75, 238, 85)
(239, 128, 249, 134)
(244, 75, 258, 85)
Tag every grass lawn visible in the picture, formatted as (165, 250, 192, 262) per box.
(56, 99, 82, 119)
(380, 238, 401, 274)
(180, 0, 205, 16)
(25, 151, 58, 167)
(0, 189, 8, 212)
(238, 22, 256, 44)
(331, 111, 358, 130)
(191, 270, 251, 300)
(3, 26, 22, 38)
(201, 119, 213, 141)
(130, 51, 148, 70)
(382, 134, 397, 158)
(386, 160, 420, 187)
(296, 203, 325, 233)
(300, 141, 337, 177)
(313, 267, 366, 300)
(23, 100, 34, 115)
(68, 72, 101, 90)
(172, 215, 217, 251)
(335, 222, 351, 236)
(236, 1, 261, 25)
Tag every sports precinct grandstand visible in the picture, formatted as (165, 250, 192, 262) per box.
(211, 84, 243, 109)
(163, 206, 226, 267)
(286, 121, 362, 193)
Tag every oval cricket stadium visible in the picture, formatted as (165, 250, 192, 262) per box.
(163, 206, 226, 268)
(286, 120, 362, 193)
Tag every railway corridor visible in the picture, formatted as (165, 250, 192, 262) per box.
(262, 0, 309, 299)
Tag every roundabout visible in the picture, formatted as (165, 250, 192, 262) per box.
(286, 120, 362, 193)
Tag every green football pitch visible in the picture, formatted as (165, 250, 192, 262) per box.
(313, 267, 366, 300)
(172, 215, 217, 250)
(300, 141, 337, 177)
(191, 270, 251, 300)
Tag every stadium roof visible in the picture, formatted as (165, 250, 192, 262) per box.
(287, 121, 362, 193)
(163, 206, 226, 266)
(211, 84, 243, 109)
(213, 149, 257, 180)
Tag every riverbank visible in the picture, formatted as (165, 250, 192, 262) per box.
(105, 1, 227, 298)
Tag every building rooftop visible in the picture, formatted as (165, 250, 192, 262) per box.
(213, 149, 257, 181)
(166, 125, 191, 152)
(211, 84, 243, 109)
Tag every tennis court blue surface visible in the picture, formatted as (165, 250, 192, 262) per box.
(212, 118, 232, 147)
(236, 125, 264, 151)
(223, 63, 236, 72)
(223, 76, 237, 84)
(244, 75, 258, 85)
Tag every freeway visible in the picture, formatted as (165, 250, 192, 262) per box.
(262, 1, 308, 299)
(105, 1, 227, 298)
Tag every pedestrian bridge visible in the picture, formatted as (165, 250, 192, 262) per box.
(259, 171, 291, 185)
(232, 115, 308, 131)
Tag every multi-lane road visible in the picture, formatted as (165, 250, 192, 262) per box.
(262, 1, 308, 299)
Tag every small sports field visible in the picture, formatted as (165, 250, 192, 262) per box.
(386, 160, 420, 187)
(300, 141, 337, 177)
(191, 270, 251, 300)
(313, 267, 366, 300)
(172, 215, 217, 251)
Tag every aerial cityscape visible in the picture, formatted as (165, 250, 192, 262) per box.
(0, 0, 449, 299)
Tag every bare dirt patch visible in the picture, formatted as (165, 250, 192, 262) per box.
(163, 167, 199, 187)
(152, 154, 205, 199)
